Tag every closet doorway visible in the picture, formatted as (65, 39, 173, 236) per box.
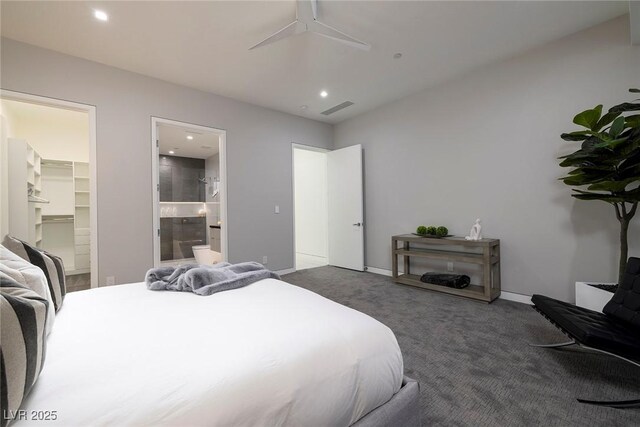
(151, 118, 227, 267)
(0, 90, 98, 290)
(293, 143, 364, 272)
(292, 144, 330, 270)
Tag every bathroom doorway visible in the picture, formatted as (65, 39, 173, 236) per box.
(151, 118, 227, 267)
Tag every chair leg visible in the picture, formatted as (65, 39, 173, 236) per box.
(528, 340, 576, 348)
(577, 398, 640, 408)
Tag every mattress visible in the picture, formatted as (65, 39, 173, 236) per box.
(15, 279, 403, 426)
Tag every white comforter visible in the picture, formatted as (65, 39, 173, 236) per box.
(16, 279, 403, 426)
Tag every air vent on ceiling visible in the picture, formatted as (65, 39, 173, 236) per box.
(321, 101, 354, 116)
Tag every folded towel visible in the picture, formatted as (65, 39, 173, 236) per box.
(419, 272, 470, 289)
(145, 262, 280, 296)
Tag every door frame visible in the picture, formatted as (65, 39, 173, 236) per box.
(1, 89, 99, 288)
(151, 117, 228, 267)
(291, 142, 330, 271)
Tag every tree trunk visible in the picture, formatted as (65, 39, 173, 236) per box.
(619, 216, 629, 285)
(616, 202, 638, 285)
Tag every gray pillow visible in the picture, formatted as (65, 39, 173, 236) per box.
(0, 274, 50, 427)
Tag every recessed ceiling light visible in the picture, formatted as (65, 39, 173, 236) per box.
(186, 135, 194, 140)
(168, 150, 175, 154)
(393, 53, 403, 59)
(93, 9, 109, 22)
(320, 90, 328, 98)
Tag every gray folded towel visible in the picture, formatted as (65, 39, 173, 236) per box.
(145, 262, 280, 296)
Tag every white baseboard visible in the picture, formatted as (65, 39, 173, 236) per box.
(498, 291, 532, 304)
(276, 267, 296, 275)
(364, 266, 395, 276)
(365, 266, 531, 305)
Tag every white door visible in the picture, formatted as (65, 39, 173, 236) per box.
(327, 144, 364, 271)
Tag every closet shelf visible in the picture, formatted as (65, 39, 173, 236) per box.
(43, 215, 74, 223)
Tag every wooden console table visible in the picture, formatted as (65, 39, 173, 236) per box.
(391, 234, 501, 303)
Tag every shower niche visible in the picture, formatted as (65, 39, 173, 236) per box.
(156, 121, 222, 265)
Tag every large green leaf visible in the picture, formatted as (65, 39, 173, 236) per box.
(626, 115, 640, 128)
(609, 102, 640, 114)
(561, 132, 589, 141)
(561, 130, 609, 142)
(587, 178, 638, 192)
(571, 190, 626, 203)
(594, 136, 628, 150)
(609, 116, 626, 138)
(573, 105, 602, 130)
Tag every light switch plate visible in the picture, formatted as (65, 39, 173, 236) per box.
(275, 205, 280, 214)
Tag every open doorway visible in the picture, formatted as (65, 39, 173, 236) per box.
(292, 144, 329, 270)
(151, 118, 227, 267)
(293, 143, 365, 272)
(1, 90, 98, 290)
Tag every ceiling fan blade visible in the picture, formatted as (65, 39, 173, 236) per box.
(295, 0, 317, 22)
(308, 20, 371, 51)
(249, 20, 307, 50)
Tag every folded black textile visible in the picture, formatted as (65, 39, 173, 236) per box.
(419, 272, 470, 289)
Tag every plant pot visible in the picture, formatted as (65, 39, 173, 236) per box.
(575, 281, 617, 313)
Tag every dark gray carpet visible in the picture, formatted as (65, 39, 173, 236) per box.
(282, 266, 639, 426)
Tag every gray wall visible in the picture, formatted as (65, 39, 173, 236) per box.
(1, 38, 333, 284)
(334, 17, 640, 302)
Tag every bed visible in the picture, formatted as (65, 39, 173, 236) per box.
(14, 278, 420, 426)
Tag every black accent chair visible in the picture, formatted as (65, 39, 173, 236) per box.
(531, 257, 640, 408)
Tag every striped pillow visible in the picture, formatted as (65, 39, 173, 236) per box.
(2, 235, 66, 312)
(0, 245, 56, 336)
(0, 275, 49, 427)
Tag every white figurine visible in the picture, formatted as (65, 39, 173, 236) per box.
(465, 219, 482, 241)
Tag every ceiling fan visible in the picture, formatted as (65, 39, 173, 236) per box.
(249, 0, 371, 51)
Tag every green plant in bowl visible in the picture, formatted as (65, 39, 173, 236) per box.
(426, 226, 437, 235)
(436, 226, 449, 237)
(416, 226, 427, 235)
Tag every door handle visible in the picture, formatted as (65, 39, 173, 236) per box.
(352, 222, 362, 227)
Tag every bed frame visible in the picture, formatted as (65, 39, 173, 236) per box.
(352, 376, 421, 427)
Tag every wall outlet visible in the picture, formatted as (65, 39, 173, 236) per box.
(106, 276, 115, 286)
(262, 256, 268, 265)
(447, 262, 454, 272)
(274, 205, 280, 214)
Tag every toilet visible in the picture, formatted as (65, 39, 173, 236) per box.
(192, 245, 222, 265)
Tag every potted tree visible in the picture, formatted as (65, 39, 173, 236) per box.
(559, 89, 639, 311)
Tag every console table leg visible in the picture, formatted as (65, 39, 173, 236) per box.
(391, 238, 398, 278)
(403, 241, 410, 275)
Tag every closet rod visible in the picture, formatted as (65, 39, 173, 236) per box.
(28, 195, 50, 204)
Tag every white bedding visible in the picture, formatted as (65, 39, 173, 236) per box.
(16, 279, 403, 426)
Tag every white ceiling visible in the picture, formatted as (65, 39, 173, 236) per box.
(0, 1, 629, 124)
(158, 123, 219, 159)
